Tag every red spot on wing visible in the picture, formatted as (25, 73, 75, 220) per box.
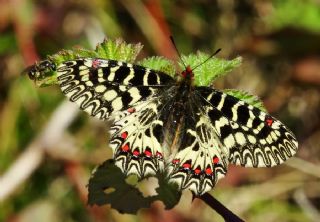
(127, 108, 136, 113)
(172, 159, 180, 164)
(121, 131, 128, 139)
(194, 167, 201, 175)
(182, 162, 191, 169)
(213, 156, 219, 164)
(133, 149, 140, 156)
(265, 116, 274, 126)
(156, 151, 163, 158)
(121, 144, 130, 152)
(205, 167, 213, 175)
(92, 59, 101, 68)
(144, 149, 152, 157)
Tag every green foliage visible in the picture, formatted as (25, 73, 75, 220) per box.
(155, 173, 181, 209)
(180, 52, 242, 86)
(49, 48, 98, 65)
(88, 160, 180, 214)
(95, 38, 143, 63)
(50, 38, 143, 64)
(223, 89, 267, 112)
(268, 0, 320, 32)
(139, 56, 176, 77)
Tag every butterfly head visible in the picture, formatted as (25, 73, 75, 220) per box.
(181, 65, 194, 80)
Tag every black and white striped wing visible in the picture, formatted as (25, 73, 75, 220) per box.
(56, 58, 174, 119)
(198, 87, 298, 168)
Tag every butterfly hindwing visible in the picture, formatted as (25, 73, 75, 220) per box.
(197, 87, 298, 168)
(166, 120, 228, 194)
(109, 99, 166, 178)
(56, 58, 174, 119)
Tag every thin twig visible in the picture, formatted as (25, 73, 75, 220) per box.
(197, 193, 245, 222)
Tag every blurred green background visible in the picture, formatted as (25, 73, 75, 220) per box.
(0, 0, 320, 221)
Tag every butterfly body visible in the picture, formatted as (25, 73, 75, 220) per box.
(26, 57, 298, 195)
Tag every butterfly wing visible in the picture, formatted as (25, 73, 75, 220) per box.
(109, 99, 166, 178)
(197, 86, 298, 168)
(56, 58, 174, 119)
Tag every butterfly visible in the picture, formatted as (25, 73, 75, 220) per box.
(27, 56, 298, 195)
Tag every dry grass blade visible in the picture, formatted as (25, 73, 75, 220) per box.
(0, 101, 78, 202)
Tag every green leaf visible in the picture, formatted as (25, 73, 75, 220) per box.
(223, 89, 267, 112)
(88, 160, 181, 214)
(49, 48, 98, 65)
(180, 52, 242, 86)
(88, 160, 153, 214)
(95, 38, 143, 63)
(49, 38, 143, 65)
(155, 173, 181, 209)
(139, 56, 176, 77)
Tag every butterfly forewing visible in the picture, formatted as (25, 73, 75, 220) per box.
(56, 58, 174, 119)
(197, 87, 298, 168)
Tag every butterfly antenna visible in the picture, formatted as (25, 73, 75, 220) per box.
(170, 36, 187, 69)
(192, 48, 221, 71)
